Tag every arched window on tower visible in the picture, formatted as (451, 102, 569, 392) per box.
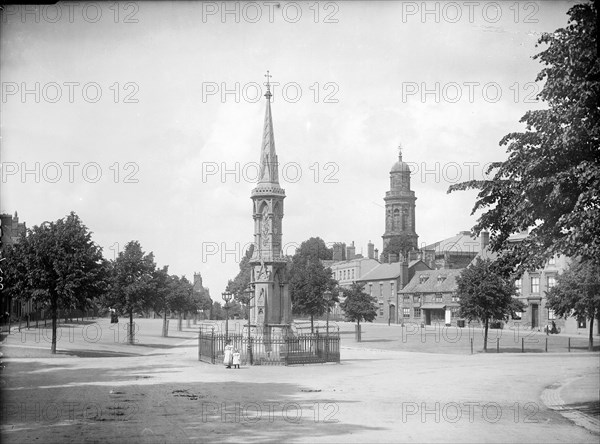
(402, 209, 409, 231)
(393, 209, 400, 231)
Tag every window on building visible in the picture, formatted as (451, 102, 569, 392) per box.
(451, 307, 459, 318)
(343, 270, 346, 280)
(352, 269, 355, 279)
(435, 293, 443, 302)
(413, 308, 421, 318)
(369, 284, 372, 296)
(390, 282, 394, 295)
(577, 317, 586, 329)
(413, 295, 421, 303)
(515, 279, 522, 296)
(437, 275, 446, 283)
(451, 293, 459, 302)
(403, 308, 410, 318)
(380, 283, 383, 296)
(531, 276, 540, 293)
(548, 309, 556, 320)
(403, 295, 410, 302)
(513, 312, 522, 320)
(548, 256, 556, 266)
(547, 276, 556, 289)
(419, 275, 429, 284)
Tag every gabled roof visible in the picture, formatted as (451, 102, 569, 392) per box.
(408, 259, 430, 269)
(423, 231, 481, 255)
(399, 269, 462, 293)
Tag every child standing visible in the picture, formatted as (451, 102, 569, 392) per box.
(232, 349, 241, 369)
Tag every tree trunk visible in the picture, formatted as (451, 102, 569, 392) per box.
(589, 315, 594, 352)
(162, 310, 168, 337)
(128, 310, 134, 344)
(310, 315, 314, 334)
(51, 297, 58, 354)
(483, 318, 489, 352)
(178, 312, 183, 331)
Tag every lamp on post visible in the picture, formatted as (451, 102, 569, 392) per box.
(221, 291, 233, 340)
(242, 284, 255, 365)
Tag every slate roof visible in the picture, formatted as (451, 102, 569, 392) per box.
(423, 231, 481, 255)
(399, 269, 462, 293)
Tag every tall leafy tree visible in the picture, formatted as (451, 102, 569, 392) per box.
(3, 212, 105, 353)
(226, 244, 254, 300)
(289, 238, 337, 332)
(108, 241, 156, 344)
(380, 234, 415, 262)
(340, 282, 378, 340)
(448, 1, 600, 273)
(149, 265, 172, 337)
(192, 285, 212, 321)
(294, 237, 333, 261)
(167, 275, 196, 331)
(457, 259, 525, 351)
(546, 258, 600, 351)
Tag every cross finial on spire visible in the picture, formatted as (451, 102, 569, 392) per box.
(264, 70, 272, 100)
(398, 143, 403, 161)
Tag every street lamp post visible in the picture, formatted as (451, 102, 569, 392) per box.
(222, 291, 232, 340)
(243, 284, 255, 365)
(323, 290, 332, 361)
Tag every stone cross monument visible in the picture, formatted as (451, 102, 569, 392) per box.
(249, 72, 292, 334)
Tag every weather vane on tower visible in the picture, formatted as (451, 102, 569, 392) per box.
(398, 142, 403, 161)
(264, 70, 272, 100)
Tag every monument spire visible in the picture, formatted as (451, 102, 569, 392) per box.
(258, 70, 279, 186)
(249, 71, 291, 330)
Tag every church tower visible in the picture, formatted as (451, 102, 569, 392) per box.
(382, 147, 418, 253)
(249, 72, 292, 329)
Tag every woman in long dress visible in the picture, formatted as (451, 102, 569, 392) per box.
(223, 340, 233, 368)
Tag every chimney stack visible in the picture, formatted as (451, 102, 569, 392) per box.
(368, 241, 374, 259)
(347, 241, 356, 260)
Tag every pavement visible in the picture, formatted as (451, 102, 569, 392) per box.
(1, 318, 598, 443)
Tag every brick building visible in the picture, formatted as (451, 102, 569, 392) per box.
(398, 269, 462, 326)
(357, 259, 430, 323)
(478, 234, 599, 336)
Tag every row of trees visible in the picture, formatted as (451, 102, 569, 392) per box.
(3, 212, 212, 353)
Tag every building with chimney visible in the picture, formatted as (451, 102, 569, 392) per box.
(476, 233, 598, 336)
(248, 73, 292, 332)
(357, 259, 431, 323)
(418, 231, 483, 270)
(398, 268, 463, 326)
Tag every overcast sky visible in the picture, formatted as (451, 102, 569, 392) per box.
(1, 1, 576, 297)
